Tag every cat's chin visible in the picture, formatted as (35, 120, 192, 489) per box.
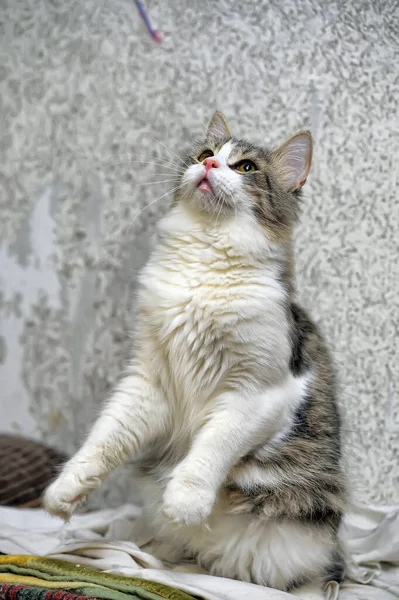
(188, 188, 234, 217)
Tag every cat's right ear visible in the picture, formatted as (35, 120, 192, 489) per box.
(206, 112, 232, 143)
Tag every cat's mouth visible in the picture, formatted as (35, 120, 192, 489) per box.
(197, 177, 214, 193)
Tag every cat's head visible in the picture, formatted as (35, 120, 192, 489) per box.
(175, 112, 312, 239)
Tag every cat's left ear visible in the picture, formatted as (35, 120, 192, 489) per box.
(206, 112, 232, 143)
(272, 131, 313, 192)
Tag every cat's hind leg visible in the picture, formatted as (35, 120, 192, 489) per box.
(193, 514, 335, 593)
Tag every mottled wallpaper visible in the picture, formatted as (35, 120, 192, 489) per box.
(0, 0, 398, 507)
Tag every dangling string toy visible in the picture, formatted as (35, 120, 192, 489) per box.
(133, 0, 163, 44)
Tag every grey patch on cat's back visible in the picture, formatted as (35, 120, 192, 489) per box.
(0, 336, 6, 364)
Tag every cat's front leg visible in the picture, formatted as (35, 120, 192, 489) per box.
(44, 362, 167, 520)
(163, 381, 291, 526)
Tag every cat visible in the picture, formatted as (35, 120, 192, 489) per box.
(44, 112, 346, 595)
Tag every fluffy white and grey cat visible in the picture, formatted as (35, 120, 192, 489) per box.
(44, 113, 346, 595)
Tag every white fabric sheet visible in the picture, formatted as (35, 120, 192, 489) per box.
(0, 502, 398, 600)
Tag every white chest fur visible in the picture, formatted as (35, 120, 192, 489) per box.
(136, 208, 291, 413)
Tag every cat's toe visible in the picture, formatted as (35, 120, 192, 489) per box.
(43, 474, 86, 521)
(44, 457, 104, 520)
(163, 479, 215, 526)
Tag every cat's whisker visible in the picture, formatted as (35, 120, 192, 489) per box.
(151, 138, 190, 169)
(201, 190, 218, 213)
(127, 162, 182, 173)
(70, 154, 182, 175)
(126, 183, 184, 235)
(224, 190, 237, 222)
(87, 150, 181, 170)
(125, 158, 181, 167)
(142, 174, 180, 178)
(117, 156, 183, 172)
(218, 197, 225, 222)
(215, 189, 225, 223)
(138, 178, 179, 186)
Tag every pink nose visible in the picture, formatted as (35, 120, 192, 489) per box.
(203, 157, 219, 172)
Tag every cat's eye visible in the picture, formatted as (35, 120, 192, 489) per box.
(198, 150, 214, 162)
(234, 160, 257, 173)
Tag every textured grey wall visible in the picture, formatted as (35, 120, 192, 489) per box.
(1, 0, 398, 507)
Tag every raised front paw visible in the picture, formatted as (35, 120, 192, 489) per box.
(162, 477, 216, 526)
(43, 460, 103, 521)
